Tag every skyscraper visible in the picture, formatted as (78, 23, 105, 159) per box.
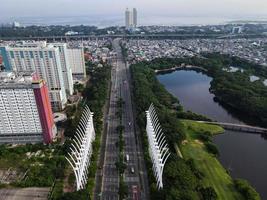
(125, 8, 138, 29)
(125, 8, 131, 29)
(0, 72, 56, 144)
(133, 8, 137, 28)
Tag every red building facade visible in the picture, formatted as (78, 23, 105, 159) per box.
(32, 79, 55, 144)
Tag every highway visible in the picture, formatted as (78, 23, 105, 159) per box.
(1, 33, 262, 41)
(98, 39, 121, 199)
(96, 38, 149, 200)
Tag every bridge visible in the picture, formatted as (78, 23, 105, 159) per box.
(197, 121, 267, 134)
(154, 65, 207, 74)
(0, 33, 218, 41)
(0, 33, 265, 41)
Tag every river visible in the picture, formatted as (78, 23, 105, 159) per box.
(157, 69, 267, 199)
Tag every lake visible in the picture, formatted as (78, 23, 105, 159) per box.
(157, 69, 267, 199)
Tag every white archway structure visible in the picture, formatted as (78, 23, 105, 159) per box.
(146, 104, 171, 189)
(65, 105, 95, 191)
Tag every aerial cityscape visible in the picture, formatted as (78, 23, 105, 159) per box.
(0, 0, 267, 200)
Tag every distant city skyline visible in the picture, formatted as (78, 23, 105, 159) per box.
(0, 0, 267, 26)
(2, 15, 267, 28)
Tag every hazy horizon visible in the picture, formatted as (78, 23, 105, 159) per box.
(0, 0, 267, 26)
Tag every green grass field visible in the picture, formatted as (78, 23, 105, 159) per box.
(180, 120, 243, 200)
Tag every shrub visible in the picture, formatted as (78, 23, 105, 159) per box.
(198, 133, 212, 142)
(199, 186, 218, 200)
(234, 179, 260, 200)
(205, 142, 219, 156)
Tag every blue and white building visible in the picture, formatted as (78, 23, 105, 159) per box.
(0, 41, 72, 110)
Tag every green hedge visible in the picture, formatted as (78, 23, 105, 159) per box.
(234, 179, 260, 200)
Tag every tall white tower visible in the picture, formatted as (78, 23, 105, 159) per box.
(133, 8, 137, 28)
(125, 8, 131, 29)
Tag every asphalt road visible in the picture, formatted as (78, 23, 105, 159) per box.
(99, 40, 121, 199)
(97, 38, 149, 200)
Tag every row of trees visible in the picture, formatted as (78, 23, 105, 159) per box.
(115, 98, 128, 199)
(55, 63, 111, 199)
(0, 25, 111, 38)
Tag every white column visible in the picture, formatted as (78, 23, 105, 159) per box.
(66, 105, 95, 191)
(146, 103, 170, 189)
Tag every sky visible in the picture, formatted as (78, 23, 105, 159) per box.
(0, 0, 267, 25)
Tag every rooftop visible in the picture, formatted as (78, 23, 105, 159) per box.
(0, 71, 35, 89)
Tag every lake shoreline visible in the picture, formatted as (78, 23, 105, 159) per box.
(157, 69, 265, 199)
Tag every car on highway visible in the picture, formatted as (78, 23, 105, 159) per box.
(132, 185, 140, 200)
(130, 167, 135, 174)
(126, 154, 129, 162)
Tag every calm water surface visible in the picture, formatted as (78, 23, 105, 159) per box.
(157, 70, 267, 199)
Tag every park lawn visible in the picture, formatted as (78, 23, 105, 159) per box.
(182, 120, 224, 137)
(180, 120, 243, 200)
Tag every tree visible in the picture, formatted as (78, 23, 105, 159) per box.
(60, 189, 88, 200)
(234, 179, 260, 200)
(205, 142, 219, 156)
(164, 159, 198, 191)
(199, 187, 218, 200)
(166, 188, 198, 200)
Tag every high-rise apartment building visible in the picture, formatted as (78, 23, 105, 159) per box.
(67, 48, 86, 80)
(125, 8, 131, 29)
(133, 8, 137, 28)
(125, 8, 137, 29)
(52, 43, 74, 95)
(0, 41, 68, 110)
(0, 72, 56, 144)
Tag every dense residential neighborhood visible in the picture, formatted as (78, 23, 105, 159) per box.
(126, 38, 267, 66)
